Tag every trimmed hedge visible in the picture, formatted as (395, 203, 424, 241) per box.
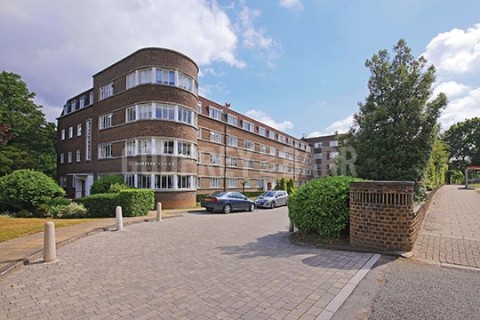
(288, 176, 364, 238)
(0, 169, 65, 213)
(90, 175, 125, 195)
(79, 189, 154, 218)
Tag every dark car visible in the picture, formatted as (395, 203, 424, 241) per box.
(201, 191, 256, 214)
(255, 190, 289, 208)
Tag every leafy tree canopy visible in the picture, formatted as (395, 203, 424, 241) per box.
(347, 39, 447, 183)
(0, 71, 56, 177)
(443, 117, 480, 170)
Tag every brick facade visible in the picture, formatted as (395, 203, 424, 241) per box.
(349, 181, 424, 252)
(57, 47, 314, 208)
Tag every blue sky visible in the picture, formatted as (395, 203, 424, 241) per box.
(1, 0, 479, 138)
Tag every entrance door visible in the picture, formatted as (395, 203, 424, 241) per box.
(81, 180, 86, 198)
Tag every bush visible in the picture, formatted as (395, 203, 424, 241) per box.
(56, 202, 87, 219)
(287, 179, 295, 194)
(243, 191, 264, 198)
(109, 183, 131, 193)
(90, 175, 125, 195)
(0, 169, 65, 213)
(288, 176, 364, 238)
(79, 189, 154, 217)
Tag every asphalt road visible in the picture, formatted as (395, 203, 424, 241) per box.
(333, 256, 480, 320)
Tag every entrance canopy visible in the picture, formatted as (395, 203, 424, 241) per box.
(465, 165, 480, 188)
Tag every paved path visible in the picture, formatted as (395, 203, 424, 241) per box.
(413, 185, 480, 269)
(0, 208, 375, 320)
(0, 209, 192, 276)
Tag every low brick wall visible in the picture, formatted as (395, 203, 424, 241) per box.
(349, 181, 421, 253)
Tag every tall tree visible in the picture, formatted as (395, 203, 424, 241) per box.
(0, 71, 57, 177)
(443, 117, 480, 170)
(347, 40, 447, 183)
(424, 139, 449, 189)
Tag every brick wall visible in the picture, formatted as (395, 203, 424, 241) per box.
(349, 181, 424, 252)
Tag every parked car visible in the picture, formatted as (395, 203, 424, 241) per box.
(201, 191, 256, 214)
(255, 190, 289, 209)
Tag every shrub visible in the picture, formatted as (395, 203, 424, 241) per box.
(243, 191, 264, 198)
(79, 189, 154, 217)
(90, 175, 124, 195)
(109, 183, 131, 193)
(287, 179, 295, 195)
(0, 169, 65, 212)
(56, 202, 87, 219)
(288, 176, 364, 238)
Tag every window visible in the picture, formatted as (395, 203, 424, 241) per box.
(79, 96, 85, 109)
(60, 153, 64, 164)
(244, 141, 254, 151)
(178, 73, 194, 92)
(126, 106, 136, 122)
(210, 154, 221, 165)
(227, 114, 238, 126)
(155, 104, 175, 121)
(139, 68, 152, 84)
(178, 176, 192, 189)
(126, 72, 136, 89)
(161, 140, 175, 155)
(270, 147, 276, 156)
(210, 131, 223, 143)
(178, 107, 193, 124)
(137, 139, 151, 154)
(245, 160, 255, 169)
(177, 141, 192, 156)
(197, 128, 202, 139)
(85, 119, 92, 161)
(314, 142, 323, 149)
(89, 92, 94, 105)
(197, 101, 202, 114)
(99, 83, 113, 100)
(314, 153, 323, 160)
(77, 124, 82, 136)
(278, 135, 286, 143)
(59, 176, 67, 187)
(69, 127, 73, 139)
(269, 130, 275, 139)
(76, 150, 81, 162)
(61, 129, 65, 140)
(330, 140, 338, 147)
(256, 180, 263, 188)
(279, 165, 285, 173)
(258, 126, 266, 136)
(208, 106, 222, 120)
(137, 174, 151, 189)
(155, 69, 176, 86)
(98, 144, 113, 159)
(126, 140, 136, 156)
(227, 178, 237, 188)
(71, 100, 78, 111)
(259, 162, 267, 170)
(242, 120, 254, 132)
(124, 174, 135, 187)
(271, 163, 276, 171)
(228, 158, 238, 167)
(138, 104, 152, 120)
(155, 175, 174, 189)
(279, 150, 286, 158)
(99, 114, 113, 129)
(329, 151, 339, 159)
(67, 152, 72, 163)
(210, 177, 221, 188)
(228, 136, 238, 147)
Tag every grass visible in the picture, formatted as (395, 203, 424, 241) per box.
(0, 216, 93, 243)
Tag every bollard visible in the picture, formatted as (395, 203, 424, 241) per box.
(43, 222, 57, 263)
(116, 206, 124, 231)
(156, 202, 162, 222)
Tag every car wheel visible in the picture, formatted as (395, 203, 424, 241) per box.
(270, 201, 276, 209)
(223, 204, 232, 214)
(249, 203, 255, 212)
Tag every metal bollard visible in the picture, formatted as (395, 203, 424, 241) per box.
(43, 222, 57, 263)
(156, 202, 162, 222)
(116, 206, 124, 231)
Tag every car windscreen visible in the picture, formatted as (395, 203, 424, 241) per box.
(263, 192, 275, 197)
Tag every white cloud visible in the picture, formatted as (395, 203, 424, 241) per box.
(279, 0, 304, 11)
(422, 23, 480, 74)
(245, 110, 294, 132)
(0, 0, 246, 122)
(307, 114, 354, 138)
(236, 5, 274, 50)
(433, 81, 470, 99)
(439, 87, 480, 129)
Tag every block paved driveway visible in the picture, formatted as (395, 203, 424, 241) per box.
(0, 207, 374, 320)
(414, 185, 480, 268)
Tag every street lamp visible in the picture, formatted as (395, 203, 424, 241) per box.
(223, 103, 230, 192)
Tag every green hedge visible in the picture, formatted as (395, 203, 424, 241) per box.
(90, 175, 125, 195)
(288, 176, 364, 238)
(79, 189, 154, 217)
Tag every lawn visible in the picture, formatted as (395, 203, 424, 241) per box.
(0, 216, 93, 243)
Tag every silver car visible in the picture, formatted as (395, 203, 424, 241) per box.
(255, 190, 288, 209)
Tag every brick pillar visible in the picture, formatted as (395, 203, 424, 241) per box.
(349, 181, 417, 252)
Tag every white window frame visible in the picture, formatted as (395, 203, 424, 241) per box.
(227, 114, 238, 126)
(99, 82, 114, 100)
(76, 150, 81, 162)
(61, 129, 65, 141)
(77, 124, 82, 137)
(98, 143, 113, 159)
(68, 127, 73, 139)
(99, 113, 113, 130)
(60, 153, 64, 164)
(242, 120, 254, 132)
(258, 126, 266, 136)
(210, 177, 221, 188)
(67, 151, 72, 163)
(208, 106, 222, 121)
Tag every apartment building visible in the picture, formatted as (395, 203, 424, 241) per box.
(303, 134, 340, 177)
(57, 48, 313, 208)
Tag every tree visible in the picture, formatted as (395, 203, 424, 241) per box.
(346, 40, 447, 183)
(0, 72, 57, 177)
(0, 122, 12, 145)
(286, 178, 295, 194)
(240, 177, 249, 194)
(443, 117, 480, 170)
(424, 139, 449, 190)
